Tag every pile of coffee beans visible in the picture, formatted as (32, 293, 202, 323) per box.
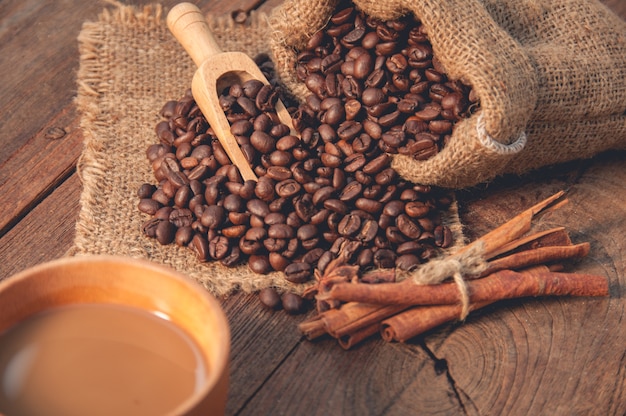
(291, 1, 478, 159)
(138, 2, 474, 294)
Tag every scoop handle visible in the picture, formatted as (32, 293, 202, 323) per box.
(167, 2, 222, 67)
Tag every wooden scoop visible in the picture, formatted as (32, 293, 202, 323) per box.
(167, 2, 295, 181)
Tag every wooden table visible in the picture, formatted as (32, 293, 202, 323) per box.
(1, 1, 625, 414)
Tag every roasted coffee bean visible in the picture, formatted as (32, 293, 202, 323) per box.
(339, 181, 362, 201)
(264, 212, 286, 225)
(222, 225, 247, 238)
(242, 79, 264, 98)
(396, 214, 422, 239)
(362, 153, 390, 174)
(269, 252, 290, 271)
(250, 131, 275, 153)
(355, 197, 382, 213)
(137, 183, 156, 199)
(310, 208, 331, 225)
(338, 213, 361, 236)
(300, 248, 324, 265)
(191, 234, 209, 261)
(230, 119, 253, 136)
(373, 249, 396, 269)
(396, 254, 421, 271)
(209, 235, 230, 260)
(357, 219, 378, 242)
(269, 197, 289, 212)
(138, 198, 161, 215)
(312, 185, 335, 205)
(201, 205, 226, 229)
(154, 206, 174, 221)
(254, 178, 275, 201)
(281, 292, 305, 314)
(174, 185, 192, 208)
(221, 246, 242, 267)
(156, 220, 176, 245)
(324, 198, 349, 214)
(142, 218, 160, 238)
(343, 153, 366, 172)
(175, 225, 194, 247)
(294, 194, 316, 222)
(375, 167, 397, 185)
(405, 200, 431, 218)
(383, 200, 405, 216)
(434, 224, 452, 248)
(284, 262, 312, 284)
(268, 223, 295, 240)
(256, 84, 279, 111)
(248, 255, 271, 274)
(259, 287, 282, 310)
(275, 179, 301, 198)
(386, 226, 408, 244)
(169, 208, 194, 228)
(263, 238, 286, 252)
(151, 188, 171, 206)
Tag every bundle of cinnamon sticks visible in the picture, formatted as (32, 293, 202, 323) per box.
(299, 191, 609, 349)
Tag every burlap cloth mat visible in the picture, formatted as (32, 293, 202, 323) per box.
(71, 2, 465, 296)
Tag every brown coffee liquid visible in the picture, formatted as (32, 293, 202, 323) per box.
(0, 303, 208, 416)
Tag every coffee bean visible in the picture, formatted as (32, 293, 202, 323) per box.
(201, 205, 226, 229)
(249, 255, 271, 274)
(259, 287, 282, 310)
(155, 220, 176, 245)
(338, 213, 361, 236)
(396, 214, 422, 239)
(281, 292, 306, 314)
(169, 208, 194, 228)
(138, 198, 161, 215)
(142, 218, 160, 238)
(250, 131, 275, 153)
(275, 179, 301, 198)
(284, 262, 312, 284)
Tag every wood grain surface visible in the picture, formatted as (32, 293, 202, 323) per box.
(0, 1, 624, 415)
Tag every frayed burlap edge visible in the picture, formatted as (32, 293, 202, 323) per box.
(71, 2, 466, 297)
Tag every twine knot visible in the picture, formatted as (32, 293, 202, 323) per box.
(406, 242, 488, 321)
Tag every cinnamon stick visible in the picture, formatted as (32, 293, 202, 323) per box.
(480, 243, 589, 276)
(326, 268, 608, 306)
(460, 190, 568, 259)
(338, 322, 381, 349)
(486, 226, 572, 259)
(380, 301, 493, 343)
(320, 303, 407, 339)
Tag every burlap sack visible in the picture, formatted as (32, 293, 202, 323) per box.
(73, 3, 464, 296)
(268, 0, 626, 188)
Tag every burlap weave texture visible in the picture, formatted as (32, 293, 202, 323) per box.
(268, 0, 626, 188)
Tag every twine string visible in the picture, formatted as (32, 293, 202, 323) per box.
(406, 242, 488, 320)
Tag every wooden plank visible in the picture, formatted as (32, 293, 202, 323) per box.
(0, 111, 82, 237)
(0, 1, 624, 415)
(0, 1, 103, 166)
(238, 337, 463, 415)
(220, 293, 313, 415)
(0, 173, 81, 281)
